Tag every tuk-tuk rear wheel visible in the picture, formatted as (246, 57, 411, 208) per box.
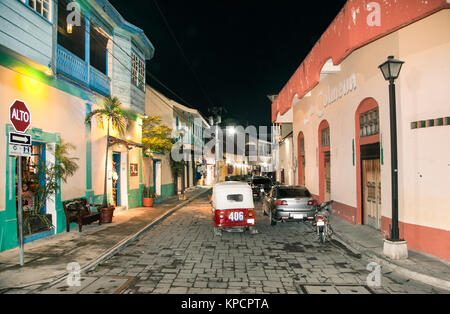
(213, 227, 222, 236)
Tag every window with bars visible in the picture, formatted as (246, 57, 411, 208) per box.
(360, 108, 379, 138)
(23, 0, 51, 21)
(132, 52, 145, 91)
(321, 128, 330, 148)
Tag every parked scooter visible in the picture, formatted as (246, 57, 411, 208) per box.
(313, 200, 334, 243)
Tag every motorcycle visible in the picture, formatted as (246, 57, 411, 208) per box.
(313, 200, 333, 244)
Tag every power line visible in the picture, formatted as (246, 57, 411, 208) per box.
(58, 0, 198, 110)
(58, 0, 206, 126)
(151, 0, 217, 109)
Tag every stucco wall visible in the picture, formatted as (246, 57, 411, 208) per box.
(291, 10, 450, 258)
(0, 65, 88, 211)
(143, 87, 175, 195)
(277, 135, 295, 186)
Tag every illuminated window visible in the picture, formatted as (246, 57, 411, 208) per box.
(23, 0, 52, 21)
(132, 52, 145, 91)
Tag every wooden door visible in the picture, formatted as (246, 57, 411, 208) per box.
(363, 159, 381, 229)
(324, 152, 331, 201)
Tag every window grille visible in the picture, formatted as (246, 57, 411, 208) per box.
(360, 108, 379, 138)
(25, 0, 51, 21)
(321, 128, 330, 147)
(132, 52, 145, 91)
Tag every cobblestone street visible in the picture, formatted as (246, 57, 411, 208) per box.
(39, 194, 445, 294)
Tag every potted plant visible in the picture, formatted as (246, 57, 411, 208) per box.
(84, 96, 129, 222)
(142, 187, 156, 207)
(24, 140, 79, 235)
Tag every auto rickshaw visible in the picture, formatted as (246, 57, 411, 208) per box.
(211, 181, 258, 236)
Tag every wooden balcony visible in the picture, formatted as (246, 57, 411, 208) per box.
(56, 45, 111, 96)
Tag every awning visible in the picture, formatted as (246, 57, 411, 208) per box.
(108, 136, 145, 150)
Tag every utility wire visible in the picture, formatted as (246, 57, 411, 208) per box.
(58, 0, 198, 111)
(151, 0, 217, 109)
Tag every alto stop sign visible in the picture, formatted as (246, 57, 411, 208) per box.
(9, 100, 31, 133)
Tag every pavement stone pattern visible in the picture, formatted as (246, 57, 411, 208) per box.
(36, 194, 446, 294)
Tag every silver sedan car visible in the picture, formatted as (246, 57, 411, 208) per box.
(262, 185, 317, 226)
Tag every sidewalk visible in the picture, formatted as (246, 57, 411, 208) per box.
(0, 186, 211, 293)
(329, 214, 450, 291)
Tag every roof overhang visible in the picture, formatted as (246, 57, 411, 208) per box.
(271, 0, 450, 122)
(108, 136, 145, 149)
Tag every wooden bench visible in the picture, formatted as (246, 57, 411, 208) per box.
(63, 198, 102, 232)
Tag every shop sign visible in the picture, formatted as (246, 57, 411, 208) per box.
(321, 73, 357, 108)
(130, 163, 138, 176)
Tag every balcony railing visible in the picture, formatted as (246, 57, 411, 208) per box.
(56, 45, 111, 96)
(56, 45, 88, 83)
(89, 66, 111, 96)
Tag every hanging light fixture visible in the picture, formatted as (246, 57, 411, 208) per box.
(67, 23, 73, 34)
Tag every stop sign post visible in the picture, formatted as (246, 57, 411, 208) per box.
(8, 100, 32, 266)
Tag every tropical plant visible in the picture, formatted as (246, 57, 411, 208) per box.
(143, 186, 156, 199)
(84, 96, 129, 208)
(24, 140, 79, 234)
(169, 157, 185, 178)
(55, 140, 79, 183)
(142, 115, 173, 153)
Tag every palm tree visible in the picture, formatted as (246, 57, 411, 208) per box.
(55, 139, 79, 183)
(84, 96, 129, 208)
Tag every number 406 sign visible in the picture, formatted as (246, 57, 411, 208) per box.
(228, 212, 244, 222)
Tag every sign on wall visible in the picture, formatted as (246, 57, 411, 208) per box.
(130, 163, 138, 176)
(9, 144, 32, 157)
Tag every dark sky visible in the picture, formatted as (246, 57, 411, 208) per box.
(109, 0, 347, 127)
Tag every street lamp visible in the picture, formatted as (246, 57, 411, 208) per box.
(209, 116, 222, 183)
(227, 126, 236, 136)
(379, 56, 404, 82)
(379, 55, 408, 259)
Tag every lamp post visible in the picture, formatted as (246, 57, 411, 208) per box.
(379, 55, 404, 241)
(379, 56, 408, 259)
(209, 116, 222, 184)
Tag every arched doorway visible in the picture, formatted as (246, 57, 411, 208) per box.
(318, 120, 330, 203)
(297, 132, 305, 186)
(355, 98, 381, 229)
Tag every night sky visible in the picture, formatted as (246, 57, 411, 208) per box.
(109, 0, 347, 127)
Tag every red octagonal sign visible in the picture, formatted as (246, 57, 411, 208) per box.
(9, 100, 31, 133)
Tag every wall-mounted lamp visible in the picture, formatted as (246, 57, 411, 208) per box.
(45, 62, 53, 76)
(67, 24, 73, 34)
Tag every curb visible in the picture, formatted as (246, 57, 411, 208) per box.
(5, 188, 211, 293)
(332, 230, 450, 292)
